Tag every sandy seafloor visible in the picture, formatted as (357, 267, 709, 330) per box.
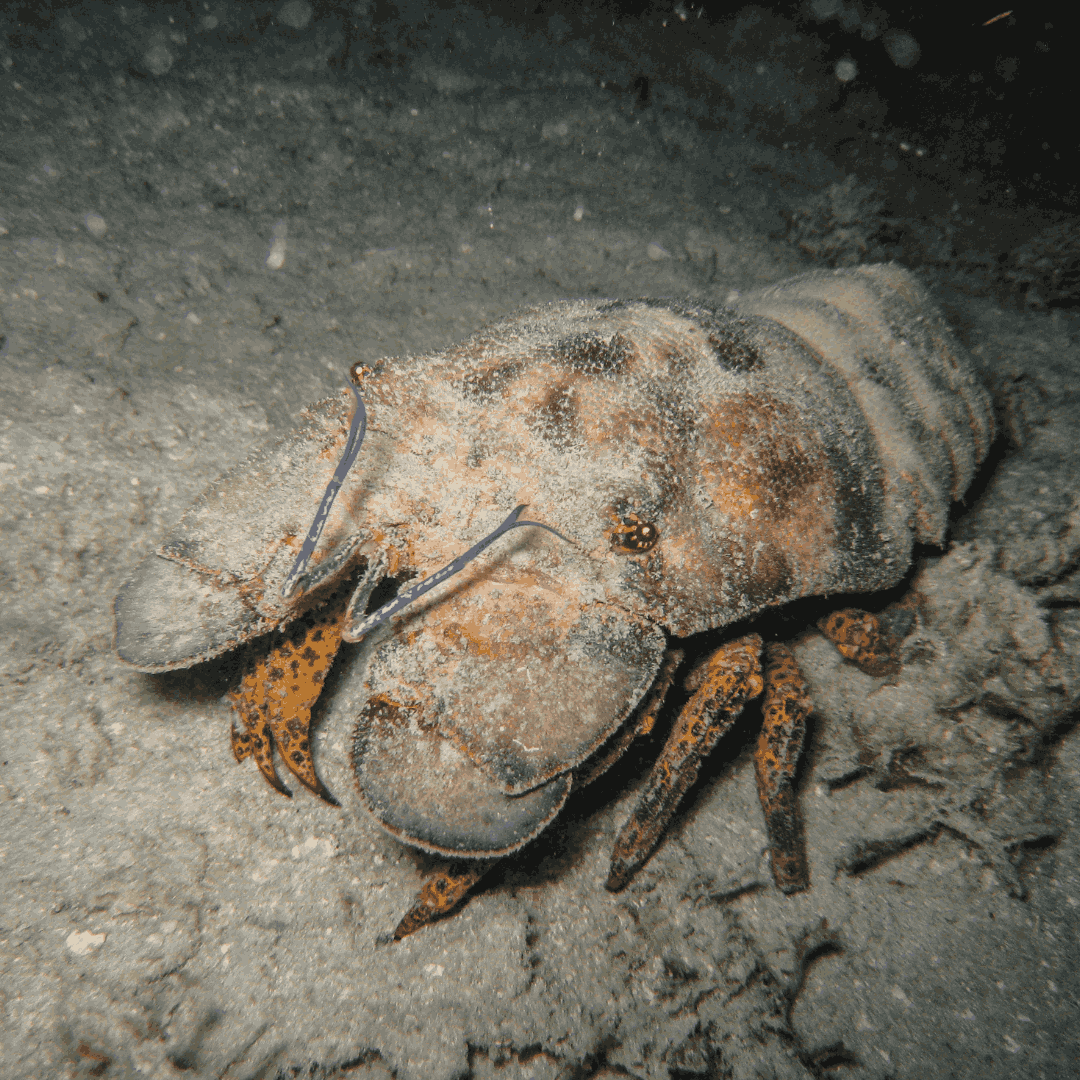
(1, 5, 1078, 1079)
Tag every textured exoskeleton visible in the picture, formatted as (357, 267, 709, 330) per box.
(116, 265, 992, 893)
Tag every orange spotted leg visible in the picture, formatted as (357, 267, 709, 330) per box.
(755, 642, 811, 893)
(606, 634, 765, 892)
(393, 860, 495, 941)
(817, 608, 901, 679)
(230, 583, 352, 804)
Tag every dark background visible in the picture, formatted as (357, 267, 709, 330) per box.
(2, 0, 1074, 213)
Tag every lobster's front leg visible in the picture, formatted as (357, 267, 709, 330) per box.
(392, 650, 687, 941)
(229, 583, 352, 805)
(393, 860, 496, 941)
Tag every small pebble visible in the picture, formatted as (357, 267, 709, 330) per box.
(84, 213, 107, 239)
(278, 1, 312, 30)
(835, 58, 858, 82)
(266, 220, 288, 270)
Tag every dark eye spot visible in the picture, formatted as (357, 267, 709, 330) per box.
(611, 514, 660, 553)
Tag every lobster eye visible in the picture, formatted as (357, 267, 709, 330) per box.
(610, 513, 659, 554)
(349, 361, 374, 385)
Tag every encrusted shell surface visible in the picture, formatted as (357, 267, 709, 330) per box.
(116, 264, 993, 856)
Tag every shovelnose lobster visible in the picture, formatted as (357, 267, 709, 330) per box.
(115, 264, 993, 937)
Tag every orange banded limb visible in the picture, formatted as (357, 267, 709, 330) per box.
(229, 584, 351, 804)
(606, 634, 764, 892)
(393, 860, 494, 941)
(817, 608, 900, 679)
(755, 642, 811, 893)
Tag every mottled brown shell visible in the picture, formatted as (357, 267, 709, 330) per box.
(116, 264, 993, 858)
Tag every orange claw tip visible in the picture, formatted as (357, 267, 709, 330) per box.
(604, 860, 634, 893)
(307, 778, 341, 807)
(605, 825, 649, 893)
(392, 860, 491, 940)
(767, 848, 809, 895)
(392, 909, 431, 942)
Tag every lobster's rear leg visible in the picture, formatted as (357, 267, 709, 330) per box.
(817, 608, 903, 679)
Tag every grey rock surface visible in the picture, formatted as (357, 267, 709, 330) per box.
(1, 10, 1078, 1080)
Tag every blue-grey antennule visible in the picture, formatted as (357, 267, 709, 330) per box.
(281, 384, 367, 599)
(345, 505, 572, 641)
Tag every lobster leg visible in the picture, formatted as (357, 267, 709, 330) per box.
(817, 608, 902, 679)
(229, 583, 351, 804)
(391, 650, 686, 940)
(606, 635, 764, 892)
(755, 642, 811, 893)
(393, 860, 496, 941)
